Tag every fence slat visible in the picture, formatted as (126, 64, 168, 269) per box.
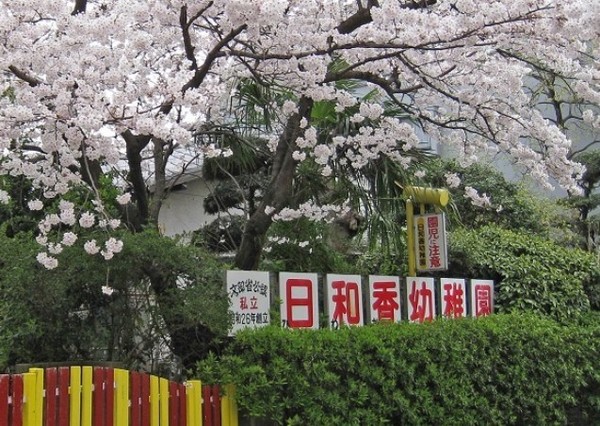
(202, 385, 212, 426)
(211, 385, 221, 426)
(168, 382, 179, 426)
(150, 376, 159, 426)
(44, 369, 57, 426)
(105, 368, 114, 426)
(178, 383, 187, 426)
(57, 368, 69, 426)
(23, 370, 42, 426)
(130, 372, 141, 426)
(113, 369, 129, 426)
(81, 367, 93, 426)
(186, 380, 201, 426)
(69, 367, 81, 426)
(159, 378, 169, 426)
(93, 368, 105, 426)
(221, 385, 238, 426)
(140, 373, 150, 426)
(12, 374, 24, 426)
(0, 375, 9, 426)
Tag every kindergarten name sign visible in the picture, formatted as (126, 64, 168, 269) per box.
(227, 271, 493, 334)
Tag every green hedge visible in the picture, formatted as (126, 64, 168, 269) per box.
(197, 314, 600, 425)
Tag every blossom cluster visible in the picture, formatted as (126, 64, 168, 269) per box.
(0, 0, 597, 265)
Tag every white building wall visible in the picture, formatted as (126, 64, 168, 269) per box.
(158, 178, 219, 237)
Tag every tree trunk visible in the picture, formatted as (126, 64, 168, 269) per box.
(234, 97, 313, 270)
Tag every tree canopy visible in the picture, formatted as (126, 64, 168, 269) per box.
(0, 0, 598, 269)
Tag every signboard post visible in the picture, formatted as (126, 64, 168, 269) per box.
(400, 185, 449, 276)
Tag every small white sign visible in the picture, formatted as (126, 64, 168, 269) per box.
(415, 213, 448, 272)
(226, 270, 270, 335)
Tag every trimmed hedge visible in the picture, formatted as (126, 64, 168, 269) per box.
(197, 314, 600, 425)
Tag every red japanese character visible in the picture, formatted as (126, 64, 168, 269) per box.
(475, 285, 492, 317)
(372, 281, 399, 321)
(443, 282, 465, 318)
(331, 280, 361, 326)
(239, 297, 249, 310)
(409, 280, 434, 323)
(285, 278, 314, 328)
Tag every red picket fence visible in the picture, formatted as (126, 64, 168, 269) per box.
(0, 366, 237, 426)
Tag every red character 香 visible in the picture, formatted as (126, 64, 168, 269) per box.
(372, 281, 399, 322)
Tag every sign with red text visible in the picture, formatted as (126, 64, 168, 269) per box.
(227, 270, 270, 335)
(326, 274, 364, 328)
(439, 278, 467, 319)
(470, 279, 494, 318)
(369, 275, 401, 323)
(280, 272, 319, 329)
(406, 277, 436, 323)
(414, 213, 448, 272)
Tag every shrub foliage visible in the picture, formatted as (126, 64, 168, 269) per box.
(197, 314, 600, 425)
(448, 225, 600, 317)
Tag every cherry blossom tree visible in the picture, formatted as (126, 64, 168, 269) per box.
(1, 0, 598, 270)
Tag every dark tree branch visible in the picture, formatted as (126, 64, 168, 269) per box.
(235, 96, 313, 270)
(122, 130, 152, 224)
(8, 66, 41, 87)
(72, 0, 87, 15)
(182, 24, 247, 94)
(337, 0, 436, 34)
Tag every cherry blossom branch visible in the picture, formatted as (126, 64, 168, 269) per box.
(7, 66, 42, 87)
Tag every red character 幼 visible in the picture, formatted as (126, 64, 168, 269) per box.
(409, 280, 434, 323)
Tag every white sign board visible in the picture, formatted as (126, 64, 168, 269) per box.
(325, 274, 364, 328)
(226, 270, 270, 335)
(415, 213, 448, 272)
(280, 272, 319, 329)
(439, 278, 467, 318)
(470, 279, 494, 317)
(368, 275, 401, 323)
(406, 277, 436, 323)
